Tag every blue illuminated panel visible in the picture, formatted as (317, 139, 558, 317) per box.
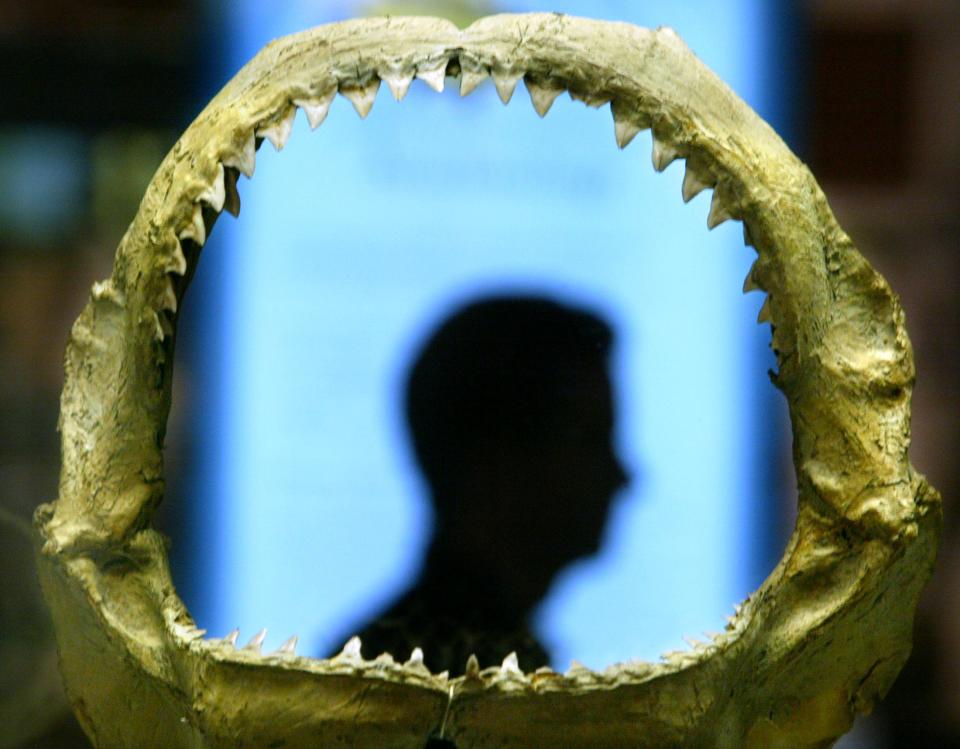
(186, 0, 786, 669)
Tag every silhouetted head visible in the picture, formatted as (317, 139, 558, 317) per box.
(405, 295, 629, 590)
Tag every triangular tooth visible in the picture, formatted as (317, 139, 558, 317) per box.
(178, 203, 206, 246)
(651, 137, 678, 172)
(157, 310, 173, 340)
(199, 163, 226, 213)
(707, 189, 734, 229)
(257, 106, 296, 151)
(340, 79, 380, 119)
(223, 167, 241, 217)
(757, 296, 772, 324)
(405, 646, 424, 667)
(613, 116, 642, 149)
(682, 164, 710, 202)
(223, 132, 256, 178)
(244, 628, 267, 652)
(275, 635, 298, 655)
(338, 635, 362, 660)
(525, 78, 563, 117)
(492, 70, 522, 104)
(223, 628, 240, 647)
(568, 659, 591, 675)
(742, 263, 761, 293)
(160, 277, 178, 314)
(167, 243, 188, 277)
(416, 62, 447, 93)
(465, 654, 481, 679)
(381, 71, 413, 101)
(294, 92, 335, 129)
(459, 67, 488, 96)
(500, 652, 521, 674)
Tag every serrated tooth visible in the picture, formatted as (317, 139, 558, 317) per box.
(651, 136, 678, 172)
(340, 79, 380, 119)
(223, 167, 241, 217)
(707, 189, 734, 229)
(198, 163, 226, 213)
(757, 297, 772, 324)
(525, 78, 563, 117)
(244, 628, 267, 653)
(223, 628, 240, 647)
(743, 263, 761, 293)
(416, 61, 447, 93)
(223, 132, 256, 178)
(500, 652, 521, 674)
(336, 635, 362, 660)
(257, 106, 296, 152)
(682, 164, 710, 202)
(275, 635, 298, 655)
(465, 654, 481, 679)
(405, 646, 424, 667)
(492, 70, 522, 104)
(178, 203, 206, 246)
(381, 71, 413, 101)
(294, 92, 335, 129)
(459, 67, 488, 96)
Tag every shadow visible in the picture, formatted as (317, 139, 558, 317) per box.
(327, 294, 629, 674)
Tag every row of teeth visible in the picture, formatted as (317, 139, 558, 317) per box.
(155, 54, 773, 343)
(172, 597, 750, 684)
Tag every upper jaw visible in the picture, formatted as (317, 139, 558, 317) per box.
(35, 12, 939, 749)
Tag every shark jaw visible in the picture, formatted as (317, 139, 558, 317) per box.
(34, 13, 940, 749)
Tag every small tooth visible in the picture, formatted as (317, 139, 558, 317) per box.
(161, 278, 177, 314)
(742, 263, 761, 293)
(223, 167, 241, 217)
(198, 163, 226, 213)
(224, 628, 240, 647)
(277, 635, 298, 655)
(525, 78, 563, 117)
(568, 660, 591, 675)
(157, 311, 173, 340)
(757, 297, 772, 324)
(416, 61, 447, 93)
(492, 70, 522, 104)
(244, 628, 267, 652)
(381, 71, 413, 101)
(614, 117, 642, 150)
(167, 243, 188, 276)
(340, 79, 380, 119)
(651, 137, 678, 172)
(500, 652, 521, 674)
(337, 636, 362, 660)
(465, 654, 481, 679)
(707, 190, 734, 229)
(223, 132, 256, 178)
(406, 647, 424, 667)
(459, 67, 488, 96)
(294, 92, 335, 129)
(682, 165, 710, 202)
(178, 203, 206, 246)
(257, 106, 296, 152)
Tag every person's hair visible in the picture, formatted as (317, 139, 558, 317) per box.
(405, 294, 613, 512)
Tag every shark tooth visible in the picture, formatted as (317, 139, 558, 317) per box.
(742, 263, 761, 293)
(178, 203, 206, 246)
(405, 646, 424, 668)
(465, 654, 481, 680)
(381, 70, 413, 101)
(244, 628, 267, 653)
(223, 132, 256, 178)
(651, 136, 678, 172)
(276, 635, 298, 655)
(525, 78, 563, 117)
(459, 66, 488, 96)
(336, 635, 362, 661)
(492, 70, 522, 104)
(294, 92, 335, 129)
(257, 106, 296, 151)
(198, 163, 226, 213)
(223, 167, 241, 217)
(167, 242, 188, 277)
(567, 660, 592, 676)
(500, 652, 521, 675)
(160, 277, 178, 314)
(707, 189, 734, 229)
(416, 61, 447, 93)
(757, 296, 773, 324)
(682, 164, 711, 202)
(156, 310, 173, 340)
(340, 79, 380, 119)
(223, 628, 240, 647)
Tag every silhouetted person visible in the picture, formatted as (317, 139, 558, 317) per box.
(332, 295, 629, 674)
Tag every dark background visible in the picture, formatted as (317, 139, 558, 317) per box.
(0, 1, 956, 746)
